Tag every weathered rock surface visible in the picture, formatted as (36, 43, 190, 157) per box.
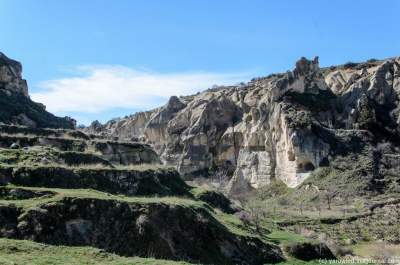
(0, 52, 28, 96)
(88, 56, 400, 193)
(0, 125, 160, 166)
(0, 52, 75, 129)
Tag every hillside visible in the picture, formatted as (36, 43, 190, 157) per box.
(1, 51, 399, 264)
(0, 123, 292, 264)
(0, 51, 313, 265)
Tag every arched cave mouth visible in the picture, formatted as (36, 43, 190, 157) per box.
(297, 161, 315, 173)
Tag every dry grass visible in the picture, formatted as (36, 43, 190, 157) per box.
(352, 242, 400, 262)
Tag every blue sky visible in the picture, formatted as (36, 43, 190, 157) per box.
(1, 0, 399, 125)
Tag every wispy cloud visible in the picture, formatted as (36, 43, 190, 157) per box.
(31, 65, 251, 114)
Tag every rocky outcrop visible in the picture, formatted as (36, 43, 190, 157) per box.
(0, 125, 160, 166)
(0, 52, 28, 96)
(0, 52, 75, 129)
(91, 140, 160, 165)
(87, 56, 400, 193)
(85, 111, 154, 140)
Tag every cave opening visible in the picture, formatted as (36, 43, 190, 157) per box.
(297, 161, 315, 173)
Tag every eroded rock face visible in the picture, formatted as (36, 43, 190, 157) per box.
(0, 52, 28, 96)
(85, 111, 154, 140)
(0, 52, 75, 129)
(0, 127, 160, 167)
(87, 57, 400, 191)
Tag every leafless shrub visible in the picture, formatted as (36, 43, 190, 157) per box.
(324, 188, 336, 210)
(247, 201, 266, 233)
(298, 200, 305, 215)
(236, 210, 251, 227)
(209, 168, 230, 190)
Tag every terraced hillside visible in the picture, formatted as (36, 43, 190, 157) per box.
(0, 51, 293, 265)
(0, 124, 292, 265)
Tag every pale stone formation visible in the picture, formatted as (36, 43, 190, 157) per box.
(0, 52, 75, 129)
(227, 150, 272, 194)
(87, 56, 400, 192)
(86, 111, 153, 140)
(0, 52, 28, 96)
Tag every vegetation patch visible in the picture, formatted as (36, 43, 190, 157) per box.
(284, 90, 336, 112)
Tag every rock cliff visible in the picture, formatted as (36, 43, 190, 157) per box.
(88, 57, 400, 192)
(0, 52, 75, 129)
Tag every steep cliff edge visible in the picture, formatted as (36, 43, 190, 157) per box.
(0, 52, 75, 129)
(88, 57, 400, 193)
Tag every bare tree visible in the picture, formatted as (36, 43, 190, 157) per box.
(210, 168, 229, 189)
(247, 200, 266, 234)
(236, 211, 251, 227)
(316, 204, 322, 217)
(312, 195, 323, 217)
(341, 195, 351, 218)
(324, 189, 336, 210)
(340, 208, 347, 218)
(298, 200, 304, 215)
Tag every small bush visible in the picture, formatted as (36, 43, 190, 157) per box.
(343, 62, 358, 68)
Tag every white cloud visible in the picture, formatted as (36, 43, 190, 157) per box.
(31, 65, 250, 113)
